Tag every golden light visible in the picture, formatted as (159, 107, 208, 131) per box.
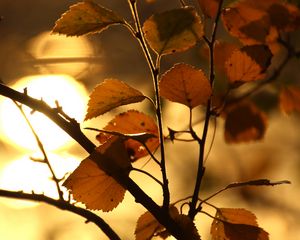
(0, 74, 88, 151)
(0, 153, 80, 208)
(28, 31, 95, 76)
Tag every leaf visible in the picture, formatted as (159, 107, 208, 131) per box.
(211, 208, 269, 240)
(63, 137, 131, 211)
(85, 79, 146, 120)
(143, 7, 203, 56)
(96, 110, 159, 161)
(225, 48, 268, 84)
(173, 214, 201, 240)
(279, 86, 300, 114)
(135, 206, 179, 240)
(241, 45, 272, 70)
(226, 179, 291, 190)
(198, 0, 222, 18)
(224, 102, 268, 143)
(52, 1, 124, 36)
(159, 63, 212, 108)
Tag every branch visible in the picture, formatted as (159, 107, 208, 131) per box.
(0, 189, 121, 240)
(0, 83, 189, 239)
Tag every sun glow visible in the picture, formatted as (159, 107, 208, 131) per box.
(0, 74, 88, 151)
(0, 153, 80, 208)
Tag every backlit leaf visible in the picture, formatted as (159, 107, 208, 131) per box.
(241, 45, 272, 70)
(96, 110, 159, 161)
(225, 48, 267, 84)
(159, 63, 212, 108)
(135, 206, 179, 240)
(173, 214, 200, 240)
(224, 102, 267, 143)
(143, 7, 203, 56)
(85, 79, 146, 120)
(211, 208, 269, 240)
(198, 0, 222, 18)
(52, 1, 124, 36)
(63, 137, 131, 211)
(279, 86, 300, 114)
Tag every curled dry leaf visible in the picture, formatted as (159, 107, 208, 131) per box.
(63, 137, 131, 212)
(143, 7, 203, 56)
(225, 45, 271, 84)
(96, 110, 159, 161)
(159, 63, 212, 108)
(85, 79, 146, 120)
(52, 1, 124, 36)
(211, 208, 269, 240)
(279, 86, 300, 114)
(224, 101, 268, 143)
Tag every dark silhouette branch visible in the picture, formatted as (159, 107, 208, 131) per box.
(0, 83, 190, 239)
(0, 189, 121, 240)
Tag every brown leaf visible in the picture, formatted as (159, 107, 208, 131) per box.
(211, 208, 269, 240)
(135, 206, 179, 240)
(63, 137, 131, 211)
(198, 0, 222, 18)
(143, 7, 203, 56)
(279, 86, 300, 114)
(96, 110, 159, 161)
(52, 1, 124, 36)
(224, 102, 268, 143)
(85, 79, 146, 120)
(159, 63, 212, 108)
(173, 214, 201, 240)
(225, 49, 266, 84)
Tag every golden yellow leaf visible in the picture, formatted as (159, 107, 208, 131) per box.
(198, 0, 222, 18)
(85, 79, 146, 120)
(211, 208, 269, 240)
(52, 1, 124, 36)
(279, 86, 300, 114)
(159, 63, 212, 108)
(96, 110, 159, 161)
(224, 102, 268, 143)
(63, 137, 131, 211)
(143, 7, 203, 56)
(225, 49, 266, 84)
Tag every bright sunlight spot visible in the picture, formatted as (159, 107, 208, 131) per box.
(28, 31, 95, 76)
(0, 75, 88, 151)
(0, 153, 80, 209)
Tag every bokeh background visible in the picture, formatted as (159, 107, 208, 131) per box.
(0, 0, 300, 239)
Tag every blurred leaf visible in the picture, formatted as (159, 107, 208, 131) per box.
(221, 0, 300, 44)
(241, 45, 272, 70)
(211, 208, 269, 240)
(85, 79, 146, 120)
(159, 63, 212, 108)
(198, 0, 222, 18)
(143, 7, 203, 56)
(135, 206, 179, 240)
(225, 47, 268, 84)
(279, 86, 300, 114)
(53, 1, 124, 36)
(226, 179, 291, 189)
(96, 110, 159, 161)
(63, 137, 131, 211)
(224, 102, 268, 143)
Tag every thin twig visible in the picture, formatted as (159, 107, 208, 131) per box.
(0, 189, 121, 240)
(127, 0, 170, 210)
(188, 0, 224, 220)
(132, 168, 163, 186)
(13, 101, 64, 200)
